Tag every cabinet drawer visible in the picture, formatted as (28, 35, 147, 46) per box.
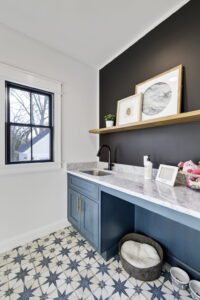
(68, 174, 99, 201)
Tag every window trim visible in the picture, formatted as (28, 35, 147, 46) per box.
(0, 62, 62, 174)
(6, 81, 54, 164)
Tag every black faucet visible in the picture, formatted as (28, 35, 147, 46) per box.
(97, 144, 113, 171)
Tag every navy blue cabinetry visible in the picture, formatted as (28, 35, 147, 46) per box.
(67, 173, 200, 279)
(67, 174, 135, 259)
(68, 188, 81, 230)
(68, 174, 99, 250)
(80, 194, 99, 248)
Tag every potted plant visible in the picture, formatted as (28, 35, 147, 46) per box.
(104, 114, 115, 128)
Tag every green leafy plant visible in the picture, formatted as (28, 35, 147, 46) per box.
(104, 114, 115, 121)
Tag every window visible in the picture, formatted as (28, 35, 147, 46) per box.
(6, 82, 54, 164)
(0, 62, 61, 174)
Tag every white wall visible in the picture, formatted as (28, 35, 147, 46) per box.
(0, 24, 98, 251)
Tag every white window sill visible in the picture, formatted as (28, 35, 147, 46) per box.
(0, 162, 62, 176)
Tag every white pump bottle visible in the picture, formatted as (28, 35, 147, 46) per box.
(144, 155, 153, 180)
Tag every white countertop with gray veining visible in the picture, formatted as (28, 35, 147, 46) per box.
(66, 163, 200, 220)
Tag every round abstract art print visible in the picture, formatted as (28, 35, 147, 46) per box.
(143, 82, 172, 116)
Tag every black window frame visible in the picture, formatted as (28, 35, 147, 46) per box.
(5, 81, 54, 164)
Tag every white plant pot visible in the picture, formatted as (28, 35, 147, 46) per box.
(105, 120, 114, 128)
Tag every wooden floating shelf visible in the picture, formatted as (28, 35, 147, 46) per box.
(89, 110, 200, 134)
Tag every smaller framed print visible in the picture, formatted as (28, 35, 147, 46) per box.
(135, 65, 183, 121)
(116, 93, 142, 126)
(156, 164, 178, 186)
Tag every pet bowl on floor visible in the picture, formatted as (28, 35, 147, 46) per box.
(170, 267, 190, 290)
(119, 233, 163, 281)
(189, 280, 200, 300)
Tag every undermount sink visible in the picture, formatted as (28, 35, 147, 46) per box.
(81, 170, 111, 176)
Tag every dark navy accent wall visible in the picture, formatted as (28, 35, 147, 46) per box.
(99, 0, 200, 168)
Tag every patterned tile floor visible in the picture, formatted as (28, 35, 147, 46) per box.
(0, 226, 192, 300)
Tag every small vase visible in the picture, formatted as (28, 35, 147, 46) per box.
(105, 120, 114, 128)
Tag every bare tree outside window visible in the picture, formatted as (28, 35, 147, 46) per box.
(6, 83, 53, 163)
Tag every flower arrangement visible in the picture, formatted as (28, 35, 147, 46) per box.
(178, 160, 200, 190)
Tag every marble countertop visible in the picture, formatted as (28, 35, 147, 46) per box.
(67, 168, 200, 220)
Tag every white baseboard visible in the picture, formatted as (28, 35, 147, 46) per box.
(0, 219, 70, 254)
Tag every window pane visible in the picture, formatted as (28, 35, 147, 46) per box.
(32, 128, 50, 161)
(10, 88, 30, 124)
(32, 93, 50, 125)
(10, 126, 31, 162)
(6, 83, 53, 164)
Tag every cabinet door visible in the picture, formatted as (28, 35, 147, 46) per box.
(68, 188, 81, 230)
(80, 194, 99, 249)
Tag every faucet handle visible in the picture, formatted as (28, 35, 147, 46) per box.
(107, 163, 114, 171)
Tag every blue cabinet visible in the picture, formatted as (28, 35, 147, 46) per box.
(68, 174, 99, 250)
(80, 194, 99, 248)
(68, 188, 81, 230)
(68, 174, 200, 278)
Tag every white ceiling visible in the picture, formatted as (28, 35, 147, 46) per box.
(0, 0, 189, 69)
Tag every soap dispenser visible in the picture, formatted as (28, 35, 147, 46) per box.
(144, 155, 153, 180)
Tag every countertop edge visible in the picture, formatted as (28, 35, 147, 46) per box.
(67, 170, 200, 220)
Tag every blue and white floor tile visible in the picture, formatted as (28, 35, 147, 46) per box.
(0, 226, 193, 299)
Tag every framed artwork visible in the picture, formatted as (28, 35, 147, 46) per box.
(116, 93, 142, 126)
(135, 65, 183, 121)
(156, 164, 178, 186)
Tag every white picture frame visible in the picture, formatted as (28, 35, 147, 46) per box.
(156, 164, 178, 186)
(116, 93, 142, 126)
(135, 65, 183, 121)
